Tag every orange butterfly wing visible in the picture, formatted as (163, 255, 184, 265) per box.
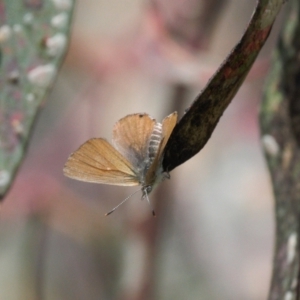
(160, 112, 178, 152)
(63, 138, 139, 186)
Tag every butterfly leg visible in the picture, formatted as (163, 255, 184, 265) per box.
(142, 186, 156, 217)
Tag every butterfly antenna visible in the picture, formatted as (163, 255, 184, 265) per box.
(105, 189, 140, 216)
(143, 188, 156, 217)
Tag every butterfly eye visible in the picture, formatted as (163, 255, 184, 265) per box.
(145, 186, 152, 193)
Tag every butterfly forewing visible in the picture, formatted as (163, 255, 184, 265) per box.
(112, 114, 156, 170)
(63, 138, 139, 186)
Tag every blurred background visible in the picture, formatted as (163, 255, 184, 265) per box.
(0, 0, 284, 299)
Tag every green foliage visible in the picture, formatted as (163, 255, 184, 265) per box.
(0, 0, 75, 198)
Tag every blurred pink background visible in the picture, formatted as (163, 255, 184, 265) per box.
(0, 0, 283, 299)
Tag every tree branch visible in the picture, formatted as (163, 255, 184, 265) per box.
(163, 0, 286, 172)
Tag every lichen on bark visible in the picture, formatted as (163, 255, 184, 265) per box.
(260, 1, 300, 299)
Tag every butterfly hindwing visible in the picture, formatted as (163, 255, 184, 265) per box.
(112, 114, 156, 170)
(63, 138, 139, 186)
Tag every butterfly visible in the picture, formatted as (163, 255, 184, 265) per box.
(63, 112, 178, 215)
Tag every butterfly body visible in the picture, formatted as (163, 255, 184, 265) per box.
(64, 112, 178, 198)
